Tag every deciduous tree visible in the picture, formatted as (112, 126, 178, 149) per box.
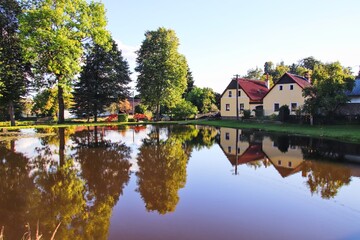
(19, 0, 110, 123)
(135, 27, 188, 120)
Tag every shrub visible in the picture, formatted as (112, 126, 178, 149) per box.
(134, 113, 148, 121)
(118, 114, 128, 122)
(243, 110, 251, 119)
(278, 105, 290, 122)
(171, 99, 198, 120)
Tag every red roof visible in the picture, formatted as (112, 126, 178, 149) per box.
(227, 143, 265, 166)
(237, 78, 269, 103)
(286, 73, 311, 89)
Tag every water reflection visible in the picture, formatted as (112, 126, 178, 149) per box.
(0, 125, 359, 238)
(218, 127, 359, 199)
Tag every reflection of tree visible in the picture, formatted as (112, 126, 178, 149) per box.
(277, 135, 290, 153)
(71, 126, 132, 239)
(302, 161, 351, 199)
(0, 145, 37, 239)
(136, 126, 189, 214)
(186, 126, 218, 150)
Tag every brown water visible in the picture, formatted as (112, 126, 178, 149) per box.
(0, 125, 359, 239)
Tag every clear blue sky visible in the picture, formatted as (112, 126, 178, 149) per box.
(101, 0, 360, 93)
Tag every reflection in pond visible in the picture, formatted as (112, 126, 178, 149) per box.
(0, 125, 359, 239)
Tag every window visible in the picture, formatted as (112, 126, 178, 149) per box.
(240, 103, 244, 111)
(226, 104, 230, 111)
(228, 146, 231, 153)
(291, 103, 297, 111)
(274, 103, 280, 112)
(228, 91, 232, 97)
(278, 160, 282, 165)
(237, 148, 240, 154)
(290, 84, 294, 90)
(288, 162, 292, 167)
(225, 132, 230, 140)
(279, 85, 283, 91)
(238, 90, 241, 97)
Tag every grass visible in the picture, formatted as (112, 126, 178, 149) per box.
(1, 119, 360, 143)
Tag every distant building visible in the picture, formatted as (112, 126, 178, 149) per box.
(336, 73, 360, 116)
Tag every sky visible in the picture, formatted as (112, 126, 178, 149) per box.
(100, 0, 360, 93)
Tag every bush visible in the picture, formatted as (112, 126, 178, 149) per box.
(278, 105, 290, 122)
(135, 104, 147, 114)
(128, 118, 136, 122)
(171, 99, 198, 120)
(243, 110, 251, 119)
(118, 114, 128, 122)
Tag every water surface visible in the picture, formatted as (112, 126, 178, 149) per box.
(0, 125, 359, 239)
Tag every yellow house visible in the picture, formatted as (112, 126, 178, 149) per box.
(220, 78, 269, 118)
(263, 73, 311, 116)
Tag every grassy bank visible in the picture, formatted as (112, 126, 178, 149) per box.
(187, 119, 360, 143)
(1, 119, 360, 143)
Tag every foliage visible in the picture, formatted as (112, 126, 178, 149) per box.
(302, 62, 354, 120)
(135, 27, 188, 120)
(278, 105, 290, 122)
(19, 0, 111, 123)
(186, 86, 217, 113)
(243, 109, 251, 119)
(118, 114, 128, 122)
(183, 66, 194, 96)
(171, 99, 198, 120)
(244, 66, 263, 79)
(32, 85, 72, 117)
(136, 126, 189, 214)
(133, 113, 148, 121)
(71, 39, 131, 122)
(118, 99, 132, 113)
(135, 104, 147, 114)
(0, 0, 29, 126)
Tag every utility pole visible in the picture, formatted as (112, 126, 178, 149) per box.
(234, 74, 240, 120)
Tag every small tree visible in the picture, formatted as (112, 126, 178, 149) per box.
(171, 99, 197, 120)
(278, 105, 290, 122)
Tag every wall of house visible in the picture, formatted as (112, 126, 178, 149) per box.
(263, 83, 305, 116)
(221, 89, 250, 118)
(220, 127, 249, 156)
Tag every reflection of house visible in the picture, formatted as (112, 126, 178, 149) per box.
(220, 78, 269, 118)
(262, 137, 305, 178)
(219, 127, 250, 158)
(263, 73, 311, 116)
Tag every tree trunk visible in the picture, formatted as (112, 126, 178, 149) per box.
(58, 84, 65, 123)
(310, 115, 314, 126)
(156, 103, 160, 121)
(8, 101, 15, 126)
(59, 128, 65, 166)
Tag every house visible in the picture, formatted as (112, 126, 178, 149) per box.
(262, 73, 311, 116)
(220, 78, 269, 118)
(336, 74, 360, 116)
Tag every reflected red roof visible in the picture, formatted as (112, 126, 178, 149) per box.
(227, 143, 265, 166)
(237, 78, 269, 103)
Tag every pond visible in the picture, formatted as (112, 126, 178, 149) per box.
(0, 125, 360, 239)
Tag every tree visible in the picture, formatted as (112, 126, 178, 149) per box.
(135, 27, 188, 120)
(303, 62, 354, 122)
(171, 99, 198, 120)
(72, 39, 131, 122)
(183, 66, 194, 96)
(186, 86, 217, 113)
(244, 67, 263, 79)
(19, 0, 111, 123)
(0, 0, 29, 126)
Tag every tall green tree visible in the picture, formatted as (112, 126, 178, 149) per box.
(0, 0, 29, 126)
(135, 27, 188, 120)
(72, 39, 131, 122)
(244, 67, 263, 79)
(19, 0, 110, 123)
(303, 62, 354, 123)
(183, 66, 194, 96)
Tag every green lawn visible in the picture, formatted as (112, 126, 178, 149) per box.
(1, 119, 360, 143)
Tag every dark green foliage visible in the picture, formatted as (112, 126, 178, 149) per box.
(72, 39, 131, 122)
(0, 0, 29, 126)
(243, 110, 251, 119)
(135, 104, 146, 114)
(186, 86, 217, 113)
(278, 105, 290, 122)
(118, 114, 128, 122)
(183, 66, 194, 96)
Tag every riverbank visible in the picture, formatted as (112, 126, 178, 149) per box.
(1, 119, 360, 143)
(187, 119, 360, 143)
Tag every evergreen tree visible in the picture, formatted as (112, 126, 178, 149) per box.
(72, 39, 131, 122)
(0, 0, 29, 125)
